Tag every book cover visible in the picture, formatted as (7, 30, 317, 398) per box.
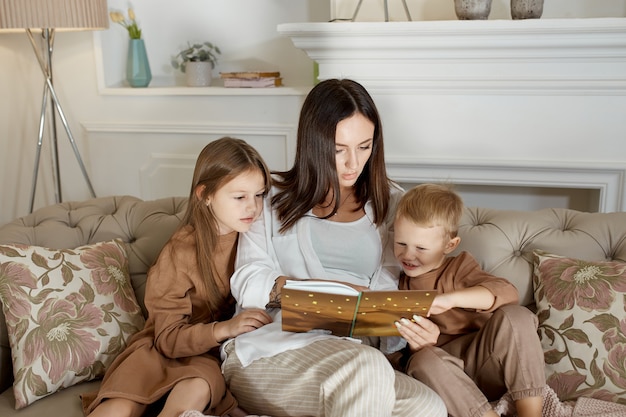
(281, 281, 435, 337)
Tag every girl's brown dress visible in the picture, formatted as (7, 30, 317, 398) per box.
(82, 226, 238, 416)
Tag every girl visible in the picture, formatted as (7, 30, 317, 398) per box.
(83, 137, 273, 417)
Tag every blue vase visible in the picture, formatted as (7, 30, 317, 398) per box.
(126, 39, 152, 88)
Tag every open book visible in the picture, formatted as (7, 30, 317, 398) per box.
(281, 280, 435, 337)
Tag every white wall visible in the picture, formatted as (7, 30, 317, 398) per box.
(1, 1, 624, 227)
(279, 17, 626, 213)
(0, 0, 328, 226)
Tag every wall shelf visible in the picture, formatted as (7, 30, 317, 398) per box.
(97, 84, 312, 97)
(92, 0, 322, 98)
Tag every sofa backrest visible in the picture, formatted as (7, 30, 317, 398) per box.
(1, 197, 625, 394)
(456, 207, 626, 306)
(0, 195, 188, 312)
(0, 195, 187, 392)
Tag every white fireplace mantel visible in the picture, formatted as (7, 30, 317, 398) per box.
(278, 18, 626, 95)
(278, 18, 626, 212)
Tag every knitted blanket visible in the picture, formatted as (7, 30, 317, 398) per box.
(180, 386, 626, 417)
(493, 386, 626, 417)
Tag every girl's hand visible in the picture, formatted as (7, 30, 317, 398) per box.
(215, 308, 272, 342)
(394, 315, 440, 352)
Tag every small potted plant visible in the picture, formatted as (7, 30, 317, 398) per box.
(171, 42, 221, 87)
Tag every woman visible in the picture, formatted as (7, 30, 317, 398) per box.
(221, 79, 446, 417)
(83, 137, 273, 417)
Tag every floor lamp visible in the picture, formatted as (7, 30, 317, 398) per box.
(0, 0, 109, 212)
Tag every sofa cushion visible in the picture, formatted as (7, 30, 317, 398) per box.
(0, 239, 145, 409)
(533, 250, 626, 404)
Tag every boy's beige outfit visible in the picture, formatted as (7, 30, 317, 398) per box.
(399, 251, 546, 417)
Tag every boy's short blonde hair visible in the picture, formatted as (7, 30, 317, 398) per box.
(395, 183, 464, 240)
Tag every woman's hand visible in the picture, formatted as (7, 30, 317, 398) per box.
(214, 308, 272, 342)
(394, 315, 440, 352)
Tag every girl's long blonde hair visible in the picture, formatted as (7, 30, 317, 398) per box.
(179, 137, 271, 317)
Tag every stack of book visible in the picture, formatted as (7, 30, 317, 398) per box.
(220, 71, 282, 88)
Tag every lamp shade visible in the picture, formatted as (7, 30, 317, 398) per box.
(0, 0, 109, 30)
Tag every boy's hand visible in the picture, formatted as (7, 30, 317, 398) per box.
(215, 308, 273, 342)
(428, 287, 496, 315)
(394, 315, 440, 352)
(427, 293, 455, 316)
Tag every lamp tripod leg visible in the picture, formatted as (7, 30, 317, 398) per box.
(45, 77, 97, 200)
(26, 28, 96, 213)
(44, 30, 63, 205)
(29, 85, 49, 213)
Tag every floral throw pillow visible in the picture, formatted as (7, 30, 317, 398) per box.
(0, 239, 145, 409)
(532, 250, 626, 405)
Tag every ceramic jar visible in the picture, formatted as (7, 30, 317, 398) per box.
(511, 0, 544, 19)
(454, 0, 492, 20)
(185, 61, 213, 87)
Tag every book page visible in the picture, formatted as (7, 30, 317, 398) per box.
(284, 280, 359, 296)
(352, 290, 435, 336)
(281, 281, 435, 337)
(281, 286, 359, 336)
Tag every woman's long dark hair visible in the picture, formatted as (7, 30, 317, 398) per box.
(272, 79, 391, 232)
(179, 137, 271, 316)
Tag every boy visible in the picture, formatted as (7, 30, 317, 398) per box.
(392, 183, 545, 417)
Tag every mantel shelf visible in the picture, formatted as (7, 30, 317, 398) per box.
(278, 18, 626, 42)
(277, 18, 626, 95)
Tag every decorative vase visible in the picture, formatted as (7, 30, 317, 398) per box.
(511, 0, 544, 19)
(185, 61, 213, 87)
(454, 0, 492, 20)
(126, 39, 152, 88)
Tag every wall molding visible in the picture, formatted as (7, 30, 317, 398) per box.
(82, 121, 296, 200)
(82, 121, 296, 167)
(82, 121, 295, 136)
(387, 159, 625, 212)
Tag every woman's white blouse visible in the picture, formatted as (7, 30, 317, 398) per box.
(222, 185, 404, 367)
(309, 213, 381, 285)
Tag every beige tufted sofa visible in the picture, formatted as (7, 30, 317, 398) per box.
(0, 195, 625, 416)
